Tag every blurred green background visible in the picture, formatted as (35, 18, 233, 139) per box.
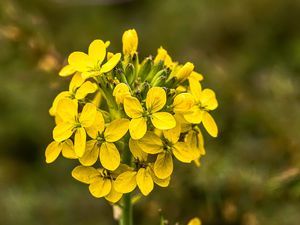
(1, 0, 300, 224)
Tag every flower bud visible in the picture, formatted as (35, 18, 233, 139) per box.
(122, 29, 138, 56)
(154, 47, 173, 68)
(175, 62, 194, 82)
(113, 83, 130, 104)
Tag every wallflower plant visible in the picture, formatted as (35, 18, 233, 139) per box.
(45, 28, 218, 225)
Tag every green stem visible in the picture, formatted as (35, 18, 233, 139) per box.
(120, 193, 132, 225)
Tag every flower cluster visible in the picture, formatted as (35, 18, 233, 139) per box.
(45, 29, 218, 203)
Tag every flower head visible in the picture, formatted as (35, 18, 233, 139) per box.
(46, 29, 218, 203)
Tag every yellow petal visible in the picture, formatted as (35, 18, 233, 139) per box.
(136, 168, 154, 196)
(189, 79, 202, 102)
(69, 72, 85, 92)
(56, 98, 78, 123)
(100, 142, 120, 171)
(183, 107, 203, 124)
(49, 91, 70, 116)
(137, 132, 163, 154)
(105, 182, 123, 203)
(154, 152, 173, 179)
(114, 171, 137, 193)
(79, 140, 99, 166)
(75, 81, 98, 100)
(187, 217, 202, 225)
(45, 141, 62, 163)
(189, 71, 204, 81)
(68, 51, 93, 72)
(200, 89, 218, 110)
(61, 139, 77, 159)
(129, 138, 148, 161)
(100, 53, 121, 73)
(104, 119, 129, 142)
(53, 122, 74, 142)
(202, 111, 218, 137)
(85, 111, 105, 139)
(151, 112, 176, 130)
(148, 165, 170, 187)
(74, 128, 86, 157)
(172, 142, 193, 163)
(88, 39, 106, 64)
(79, 103, 97, 127)
(124, 97, 144, 118)
(59, 64, 76, 77)
(174, 113, 192, 133)
(81, 71, 98, 79)
(173, 93, 194, 113)
(129, 117, 147, 140)
(72, 165, 99, 184)
(89, 177, 112, 198)
(163, 121, 181, 144)
(113, 164, 134, 177)
(185, 130, 205, 160)
(146, 87, 166, 113)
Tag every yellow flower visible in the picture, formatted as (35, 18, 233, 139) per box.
(187, 217, 202, 225)
(79, 116, 129, 171)
(113, 83, 131, 104)
(52, 99, 97, 157)
(72, 165, 123, 203)
(49, 73, 98, 116)
(114, 165, 170, 196)
(184, 79, 218, 137)
(154, 47, 174, 68)
(132, 123, 193, 179)
(68, 39, 121, 79)
(123, 87, 176, 139)
(122, 29, 138, 56)
(45, 139, 77, 163)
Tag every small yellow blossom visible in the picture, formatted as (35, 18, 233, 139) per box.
(184, 79, 218, 137)
(79, 116, 129, 170)
(45, 139, 77, 163)
(49, 73, 98, 116)
(68, 39, 121, 79)
(114, 165, 170, 196)
(72, 165, 123, 203)
(53, 98, 97, 157)
(132, 123, 193, 179)
(124, 86, 176, 139)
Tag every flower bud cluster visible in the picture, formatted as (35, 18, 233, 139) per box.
(45, 29, 218, 203)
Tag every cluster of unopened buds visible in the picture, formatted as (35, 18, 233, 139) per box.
(45, 29, 218, 204)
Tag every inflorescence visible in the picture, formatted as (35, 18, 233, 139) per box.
(45, 29, 218, 203)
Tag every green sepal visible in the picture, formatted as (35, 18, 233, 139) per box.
(138, 57, 153, 81)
